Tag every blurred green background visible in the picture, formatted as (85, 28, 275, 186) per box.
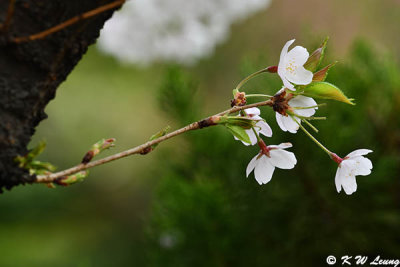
(1, 0, 400, 266)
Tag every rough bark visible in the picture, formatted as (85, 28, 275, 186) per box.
(0, 0, 123, 192)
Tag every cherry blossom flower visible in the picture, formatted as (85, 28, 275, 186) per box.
(331, 149, 373, 195)
(246, 142, 297, 185)
(275, 95, 318, 133)
(234, 107, 272, 146)
(277, 39, 313, 91)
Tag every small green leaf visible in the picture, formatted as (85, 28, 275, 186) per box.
(150, 126, 171, 149)
(312, 62, 337, 82)
(150, 126, 171, 141)
(14, 140, 58, 175)
(304, 37, 329, 72)
(26, 140, 46, 162)
(14, 155, 27, 168)
(92, 138, 116, 151)
(225, 125, 251, 144)
(29, 160, 57, 174)
(56, 171, 89, 186)
(301, 82, 355, 105)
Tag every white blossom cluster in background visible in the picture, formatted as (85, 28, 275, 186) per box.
(98, 0, 271, 65)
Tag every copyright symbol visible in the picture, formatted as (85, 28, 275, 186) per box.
(326, 255, 336, 265)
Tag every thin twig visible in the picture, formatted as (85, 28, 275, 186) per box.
(0, 0, 16, 32)
(12, 0, 125, 43)
(35, 99, 273, 183)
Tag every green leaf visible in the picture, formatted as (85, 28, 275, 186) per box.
(224, 117, 255, 129)
(301, 82, 355, 105)
(225, 125, 251, 144)
(304, 37, 329, 72)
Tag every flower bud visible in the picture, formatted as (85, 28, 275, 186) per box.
(304, 37, 329, 72)
(312, 62, 337, 82)
(82, 138, 116, 164)
(231, 91, 247, 107)
(266, 65, 278, 73)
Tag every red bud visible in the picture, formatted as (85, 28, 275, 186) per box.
(266, 66, 278, 73)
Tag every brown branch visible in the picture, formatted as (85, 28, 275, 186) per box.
(35, 99, 273, 183)
(12, 0, 125, 43)
(0, 0, 16, 32)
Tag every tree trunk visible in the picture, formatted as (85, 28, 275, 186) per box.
(0, 0, 123, 192)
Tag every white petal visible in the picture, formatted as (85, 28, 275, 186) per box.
(294, 107, 316, 118)
(346, 149, 373, 159)
(352, 156, 373, 176)
(289, 96, 318, 117)
(282, 76, 295, 91)
(278, 39, 295, 70)
(275, 113, 287, 132)
(284, 66, 313, 85)
(341, 175, 357, 195)
(281, 115, 300, 134)
(276, 87, 286, 95)
(269, 142, 293, 150)
(269, 149, 297, 169)
(337, 160, 358, 195)
(254, 155, 275, 185)
(244, 107, 260, 117)
(289, 95, 317, 109)
(257, 121, 272, 137)
(285, 45, 309, 66)
(334, 167, 342, 193)
(246, 154, 259, 177)
(341, 159, 356, 175)
(247, 129, 258, 146)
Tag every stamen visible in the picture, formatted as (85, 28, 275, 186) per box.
(285, 60, 297, 74)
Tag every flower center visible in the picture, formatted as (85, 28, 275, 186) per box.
(285, 60, 297, 74)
